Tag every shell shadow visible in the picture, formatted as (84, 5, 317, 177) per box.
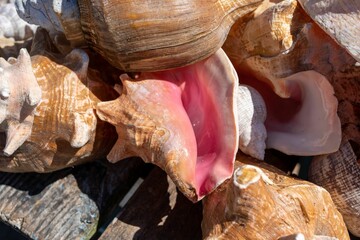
(112, 167, 203, 240)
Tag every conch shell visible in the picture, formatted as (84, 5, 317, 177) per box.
(224, 0, 348, 156)
(298, 0, 360, 62)
(0, 29, 117, 172)
(97, 48, 239, 202)
(15, 0, 264, 71)
(202, 153, 350, 240)
(0, 48, 41, 156)
(309, 140, 360, 237)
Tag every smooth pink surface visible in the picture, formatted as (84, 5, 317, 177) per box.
(146, 51, 237, 198)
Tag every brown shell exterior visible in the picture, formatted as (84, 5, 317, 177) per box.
(0, 29, 118, 172)
(202, 153, 350, 240)
(78, 0, 263, 71)
(298, 0, 360, 62)
(223, 0, 360, 236)
(309, 141, 360, 237)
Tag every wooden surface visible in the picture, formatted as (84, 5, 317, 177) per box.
(0, 158, 146, 240)
(0, 156, 358, 239)
(99, 167, 203, 240)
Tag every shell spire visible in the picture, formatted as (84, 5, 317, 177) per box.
(0, 48, 41, 156)
(15, 0, 264, 72)
(97, 49, 239, 202)
(202, 154, 350, 240)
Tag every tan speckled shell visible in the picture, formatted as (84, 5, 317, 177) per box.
(224, 0, 360, 235)
(223, 0, 358, 82)
(202, 153, 350, 240)
(0, 29, 117, 172)
(16, 0, 264, 72)
(77, 0, 264, 71)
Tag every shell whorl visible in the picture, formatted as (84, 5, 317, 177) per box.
(0, 29, 117, 172)
(202, 155, 350, 240)
(15, 0, 264, 71)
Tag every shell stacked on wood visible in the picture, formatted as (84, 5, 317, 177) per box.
(202, 153, 350, 240)
(0, 29, 117, 172)
(96, 48, 239, 202)
(15, 0, 264, 72)
(223, 0, 360, 234)
(224, 0, 346, 157)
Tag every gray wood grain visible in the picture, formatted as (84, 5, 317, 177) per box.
(0, 158, 145, 240)
(99, 167, 203, 240)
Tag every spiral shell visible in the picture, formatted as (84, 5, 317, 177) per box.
(0, 29, 117, 172)
(202, 153, 350, 240)
(97, 48, 239, 202)
(16, 0, 264, 71)
(298, 0, 360, 62)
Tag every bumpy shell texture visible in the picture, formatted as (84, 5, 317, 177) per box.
(16, 0, 264, 71)
(298, 0, 360, 62)
(224, 0, 356, 157)
(97, 49, 239, 202)
(202, 153, 350, 240)
(0, 48, 41, 156)
(0, 3, 37, 40)
(237, 85, 267, 160)
(0, 29, 117, 172)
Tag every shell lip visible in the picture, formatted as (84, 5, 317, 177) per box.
(144, 49, 239, 201)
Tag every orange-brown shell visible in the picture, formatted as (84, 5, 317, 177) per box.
(0, 29, 117, 172)
(16, 0, 264, 72)
(202, 153, 350, 240)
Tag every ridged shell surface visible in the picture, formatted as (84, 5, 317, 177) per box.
(298, 0, 360, 62)
(77, 0, 263, 71)
(0, 29, 117, 172)
(202, 153, 350, 240)
(309, 141, 360, 237)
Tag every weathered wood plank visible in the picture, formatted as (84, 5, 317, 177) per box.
(99, 167, 203, 240)
(0, 157, 145, 240)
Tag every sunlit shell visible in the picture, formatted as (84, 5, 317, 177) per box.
(16, 0, 264, 71)
(97, 49, 239, 202)
(0, 3, 37, 40)
(202, 153, 350, 240)
(237, 85, 267, 160)
(0, 48, 41, 156)
(0, 29, 117, 172)
(298, 0, 360, 62)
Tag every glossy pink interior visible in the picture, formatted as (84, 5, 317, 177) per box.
(237, 72, 302, 130)
(179, 71, 222, 197)
(149, 66, 228, 198)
